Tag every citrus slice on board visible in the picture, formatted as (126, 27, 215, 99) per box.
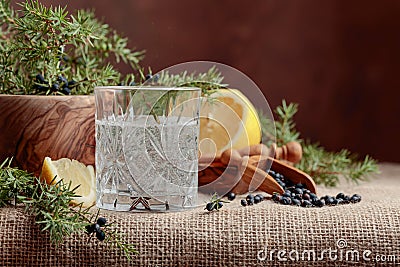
(199, 89, 262, 156)
(41, 157, 96, 207)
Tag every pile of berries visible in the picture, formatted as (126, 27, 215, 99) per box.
(272, 189, 361, 208)
(34, 74, 77, 95)
(86, 217, 107, 241)
(205, 169, 362, 211)
(268, 170, 361, 208)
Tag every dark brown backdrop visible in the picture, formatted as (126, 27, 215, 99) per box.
(36, 0, 400, 162)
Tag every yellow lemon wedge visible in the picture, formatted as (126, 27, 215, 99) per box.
(199, 89, 262, 156)
(41, 157, 96, 207)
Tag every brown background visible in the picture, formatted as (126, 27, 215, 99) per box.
(35, 0, 400, 162)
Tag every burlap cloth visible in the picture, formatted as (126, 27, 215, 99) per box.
(0, 163, 399, 266)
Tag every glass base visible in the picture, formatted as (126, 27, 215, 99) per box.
(96, 190, 197, 212)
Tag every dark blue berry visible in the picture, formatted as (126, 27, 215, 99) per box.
(286, 187, 295, 192)
(36, 74, 45, 83)
(85, 224, 95, 234)
(68, 80, 77, 86)
(309, 193, 318, 200)
(350, 194, 361, 203)
(336, 193, 345, 199)
(61, 87, 71, 95)
(282, 192, 291, 198)
(62, 81, 69, 88)
(274, 195, 282, 203)
(295, 183, 304, 189)
(247, 198, 254, 205)
(205, 202, 215, 211)
(269, 171, 279, 180)
(280, 197, 292, 205)
(51, 83, 59, 92)
(302, 193, 311, 200)
(217, 202, 223, 209)
(278, 181, 286, 188)
(301, 200, 313, 207)
(97, 217, 107, 226)
(58, 75, 68, 84)
(294, 194, 303, 200)
(342, 195, 351, 204)
(254, 195, 261, 204)
(227, 192, 236, 201)
(246, 194, 254, 201)
(294, 188, 303, 195)
(240, 199, 247, 206)
(145, 74, 153, 80)
(292, 199, 301, 206)
(325, 197, 335, 205)
(272, 193, 280, 201)
(96, 230, 106, 241)
(314, 199, 325, 207)
(256, 194, 264, 201)
(320, 195, 329, 201)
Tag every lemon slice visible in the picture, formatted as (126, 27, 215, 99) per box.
(41, 157, 96, 207)
(199, 89, 261, 155)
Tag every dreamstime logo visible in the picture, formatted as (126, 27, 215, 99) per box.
(336, 239, 347, 249)
(257, 239, 398, 263)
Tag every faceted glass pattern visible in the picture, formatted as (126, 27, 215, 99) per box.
(95, 86, 200, 212)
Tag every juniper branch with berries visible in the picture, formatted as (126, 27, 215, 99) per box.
(204, 193, 229, 211)
(0, 0, 143, 95)
(0, 0, 227, 96)
(0, 158, 137, 259)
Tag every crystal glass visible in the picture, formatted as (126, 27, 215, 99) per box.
(95, 86, 200, 212)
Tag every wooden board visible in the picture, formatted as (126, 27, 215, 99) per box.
(0, 95, 95, 175)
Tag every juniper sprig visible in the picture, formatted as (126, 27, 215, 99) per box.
(0, 158, 137, 259)
(260, 100, 378, 187)
(0, 0, 144, 95)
